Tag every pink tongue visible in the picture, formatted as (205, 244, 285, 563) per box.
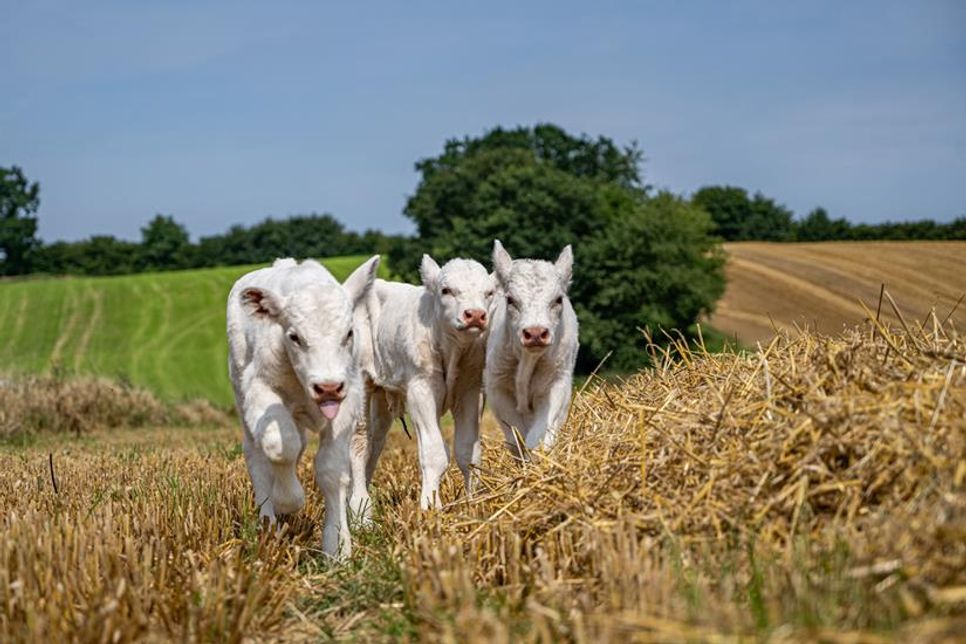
(320, 400, 341, 420)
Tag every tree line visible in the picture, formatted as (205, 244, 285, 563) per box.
(692, 185, 966, 242)
(2, 127, 963, 370)
(33, 214, 403, 276)
(0, 170, 402, 278)
(4, 160, 963, 280)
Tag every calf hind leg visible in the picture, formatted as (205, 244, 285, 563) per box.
(364, 390, 395, 485)
(453, 390, 482, 496)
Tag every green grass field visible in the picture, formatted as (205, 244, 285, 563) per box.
(0, 256, 382, 407)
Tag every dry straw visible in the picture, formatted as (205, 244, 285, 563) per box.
(0, 300, 963, 641)
(375, 299, 965, 641)
(0, 374, 230, 438)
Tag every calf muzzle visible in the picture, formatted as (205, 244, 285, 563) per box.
(521, 326, 551, 348)
(312, 381, 346, 420)
(461, 308, 488, 330)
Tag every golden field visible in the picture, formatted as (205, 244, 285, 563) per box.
(1, 317, 964, 642)
(710, 241, 966, 347)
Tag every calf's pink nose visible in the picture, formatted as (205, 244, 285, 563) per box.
(313, 381, 345, 397)
(462, 308, 487, 327)
(521, 326, 550, 347)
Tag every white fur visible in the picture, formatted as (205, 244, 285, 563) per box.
(227, 255, 379, 558)
(485, 241, 578, 452)
(352, 256, 495, 510)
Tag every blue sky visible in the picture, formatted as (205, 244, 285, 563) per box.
(2, 1, 964, 242)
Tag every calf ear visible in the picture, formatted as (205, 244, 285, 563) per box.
(555, 245, 573, 289)
(241, 287, 283, 320)
(492, 240, 512, 286)
(420, 254, 441, 289)
(343, 255, 381, 307)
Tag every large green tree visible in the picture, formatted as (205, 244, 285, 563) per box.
(577, 193, 725, 368)
(0, 166, 41, 276)
(392, 124, 725, 371)
(394, 124, 645, 278)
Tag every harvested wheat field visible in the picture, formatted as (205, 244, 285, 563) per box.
(710, 241, 966, 347)
(2, 318, 964, 641)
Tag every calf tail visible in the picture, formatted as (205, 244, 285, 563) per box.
(398, 415, 412, 440)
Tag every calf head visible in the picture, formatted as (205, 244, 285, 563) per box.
(420, 255, 495, 337)
(492, 240, 573, 352)
(240, 256, 380, 420)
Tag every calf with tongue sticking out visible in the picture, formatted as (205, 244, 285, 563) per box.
(227, 255, 380, 559)
(314, 381, 345, 420)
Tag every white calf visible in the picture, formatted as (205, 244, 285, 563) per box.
(485, 240, 579, 452)
(227, 256, 379, 558)
(351, 255, 494, 512)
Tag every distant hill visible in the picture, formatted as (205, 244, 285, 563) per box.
(0, 256, 382, 406)
(709, 241, 966, 346)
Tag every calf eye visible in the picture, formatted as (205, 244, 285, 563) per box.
(441, 287, 452, 296)
(288, 332, 302, 346)
(345, 328, 354, 343)
(506, 296, 517, 308)
(554, 296, 563, 306)
(485, 290, 494, 299)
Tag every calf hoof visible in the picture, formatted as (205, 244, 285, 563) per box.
(258, 504, 277, 526)
(271, 486, 305, 516)
(503, 441, 531, 463)
(348, 494, 373, 527)
(419, 490, 443, 511)
(321, 542, 351, 563)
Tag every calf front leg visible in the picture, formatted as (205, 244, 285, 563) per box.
(407, 379, 449, 509)
(488, 384, 530, 457)
(242, 432, 276, 522)
(526, 376, 573, 450)
(315, 421, 353, 559)
(244, 392, 306, 521)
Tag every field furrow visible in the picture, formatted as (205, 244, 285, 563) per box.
(710, 241, 966, 346)
(0, 286, 26, 363)
(9, 287, 30, 358)
(48, 283, 81, 368)
(73, 281, 103, 372)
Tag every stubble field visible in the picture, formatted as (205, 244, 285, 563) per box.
(2, 318, 964, 641)
(710, 241, 966, 347)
